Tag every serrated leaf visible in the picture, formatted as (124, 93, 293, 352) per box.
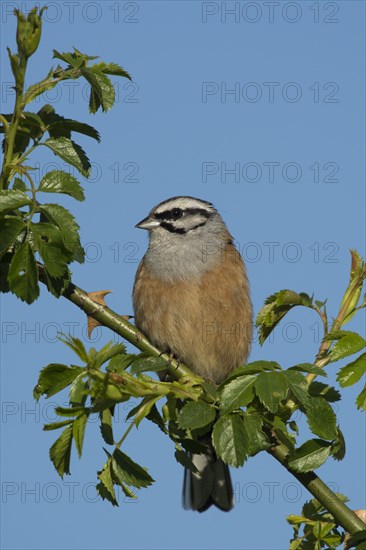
(0, 190, 31, 215)
(220, 375, 256, 413)
(38, 204, 84, 262)
(12, 178, 27, 191)
(356, 385, 366, 410)
(33, 363, 84, 400)
(129, 355, 167, 375)
(0, 217, 25, 258)
(55, 406, 88, 417)
(212, 414, 247, 467)
(174, 448, 199, 473)
(332, 427, 346, 461)
(59, 334, 89, 363)
(42, 265, 71, 298)
(289, 363, 327, 377)
(39, 170, 85, 201)
(337, 353, 366, 387)
(225, 361, 282, 382)
(273, 416, 296, 451)
(325, 331, 366, 363)
(43, 419, 73, 431)
(92, 342, 127, 370)
(7, 241, 39, 303)
(256, 290, 313, 345)
(91, 61, 132, 80)
(112, 448, 154, 489)
(242, 413, 270, 455)
(82, 69, 115, 112)
(179, 438, 208, 454)
(288, 439, 332, 473)
(285, 370, 311, 408)
(73, 412, 89, 457)
(107, 353, 136, 374)
(306, 397, 338, 440)
(100, 408, 114, 444)
(308, 382, 341, 402)
(177, 401, 216, 430)
(69, 374, 88, 405)
(47, 119, 100, 142)
(97, 459, 118, 506)
(31, 222, 71, 278)
(49, 424, 73, 477)
(254, 372, 288, 413)
(43, 137, 91, 177)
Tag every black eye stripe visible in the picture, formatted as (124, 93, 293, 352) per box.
(154, 207, 211, 221)
(160, 221, 207, 235)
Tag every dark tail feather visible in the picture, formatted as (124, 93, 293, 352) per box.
(182, 442, 234, 512)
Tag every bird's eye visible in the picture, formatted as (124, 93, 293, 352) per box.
(171, 208, 182, 220)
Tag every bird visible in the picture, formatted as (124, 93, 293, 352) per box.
(133, 196, 253, 512)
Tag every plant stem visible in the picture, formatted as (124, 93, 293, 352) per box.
(0, 55, 27, 190)
(270, 442, 366, 535)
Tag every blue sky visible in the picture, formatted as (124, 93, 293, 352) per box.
(1, 1, 365, 549)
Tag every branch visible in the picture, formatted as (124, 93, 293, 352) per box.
(38, 265, 366, 535)
(270, 442, 366, 535)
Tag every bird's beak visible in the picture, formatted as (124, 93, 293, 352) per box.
(135, 216, 160, 230)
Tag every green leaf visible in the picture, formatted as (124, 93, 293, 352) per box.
(47, 119, 100, 142)
(33, 363, 84, 400)
(285, 370, 311, 408)
(107, 353, 136, 374)
(12, 178, 27, 191)
(97, 458, 118, 506)
(38, 204, 84, 262)
(43, 137, 91, 177)
(337, 353, 366, 387)
(55, 406, 88, 417)
(129, 355, 167, 375)
(273, 416, 296, 451)
(325, 331, 366, 363)
(49, 424, 73, 477)
(308, 382, 341, 402)
(82, 69, 115, 113)
(0, 217, 25, 258)
(225, 360, 281, 381)
(112, 448, 154, 489)
(59, 334, 89, 363)
(69, 374, 87, 405)
(73, 412, 89, 457)
(177, 401, 216, 430)
(256, 290, 313, 345)
(289, 363, 327, 377)
(7, 241, 39, 303)
(174, 448, 199, 473)
(39, 170, 85, 201)
(30, 222, 72, 278)
(43, 419, 74, 431)
(332, 427, 346, 461)
(53, 48, 98, 67)
(42, 265, 71, 298)
(288, 439, 332, 473)
(306, 397, 338, 441)
(92, 342, 127, 370)
(242, 413, 270, 455)
(219, 375, 256, 413)
(0, 190, 32, 215)
(254, 372, 288, 413)
(91, 61, 132, 80)
(100, 408, 114, 445)
(212, 414, 247, 467)
(356, 385, 366, 410)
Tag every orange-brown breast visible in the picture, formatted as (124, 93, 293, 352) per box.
(133, 243, 252, 384)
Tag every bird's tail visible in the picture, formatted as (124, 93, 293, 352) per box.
(182, 436, 234, 512)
